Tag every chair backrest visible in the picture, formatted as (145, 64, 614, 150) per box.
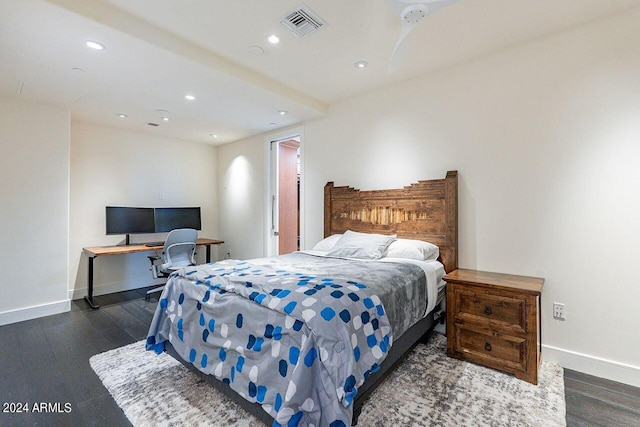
(162, 228, 197, 271)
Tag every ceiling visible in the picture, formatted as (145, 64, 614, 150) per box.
(1, 0, 638, 145)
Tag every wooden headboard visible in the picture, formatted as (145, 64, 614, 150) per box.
(324, 170, 458, 272)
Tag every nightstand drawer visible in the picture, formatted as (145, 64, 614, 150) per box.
(455, 289, 526, 332)
(455, 324, 526, 367)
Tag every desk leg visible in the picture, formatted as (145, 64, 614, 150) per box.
(206, 245, 211, 263)
(84, 256, 100, 309)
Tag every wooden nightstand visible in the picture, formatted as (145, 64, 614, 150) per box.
(444, 269, 544, 384)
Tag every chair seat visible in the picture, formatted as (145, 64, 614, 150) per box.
(146, 228, 198, 299)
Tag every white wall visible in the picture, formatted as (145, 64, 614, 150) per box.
(0, 97, 70, 325)
(69, 122, 219, 298)
(218, 10, 640, 386)
(217, 135, 267, 260)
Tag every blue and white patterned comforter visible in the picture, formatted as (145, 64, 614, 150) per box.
(146, 252, 436, 426)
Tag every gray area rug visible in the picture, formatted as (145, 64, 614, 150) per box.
(90, 334, 565, 426)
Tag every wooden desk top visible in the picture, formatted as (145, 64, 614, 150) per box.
(83, 238, 224, 257)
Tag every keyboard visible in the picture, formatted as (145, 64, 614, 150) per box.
(144, 241, 165, 247)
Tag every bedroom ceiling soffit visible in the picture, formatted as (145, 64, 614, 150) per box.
(0, 0, 326, 145)
(43, 0, 328, 115)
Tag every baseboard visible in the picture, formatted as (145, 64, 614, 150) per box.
(543, 343, 640, 388)
(0, 299, 71, 326)
(70, 279, 165, 301)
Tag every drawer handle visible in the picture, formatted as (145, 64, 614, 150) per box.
(484, 342, 492, 352)
(484, 306, 493, 315)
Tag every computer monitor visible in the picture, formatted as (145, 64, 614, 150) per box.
(105, 206, 155, 245)
(154, 207, 201, 233)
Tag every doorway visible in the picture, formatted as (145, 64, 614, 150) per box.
(267, 132, 302, 256)
(277, 139, 300, 254)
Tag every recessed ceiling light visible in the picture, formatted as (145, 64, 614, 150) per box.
(72, 67, 86, 72)
(156, 109, 170, 114)
(116, 113, 128, 118)
(354, 61, 368, 69)
(185, 94, 196, 101)
(209, 133, 218, 138)
(269, 122, 277, 126)
(277, 110, 288, 115)
(268, 35, 280, 44)
(86, 40, 105, 50)
(161, 117, 170, 122)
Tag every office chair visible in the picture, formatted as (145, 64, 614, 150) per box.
(146, 228, 198, 300)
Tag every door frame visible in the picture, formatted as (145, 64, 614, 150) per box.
(263, 126, 304, 257)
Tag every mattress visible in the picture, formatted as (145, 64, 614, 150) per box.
(146, 252, 443, 426)
(253, 251, 445, 335)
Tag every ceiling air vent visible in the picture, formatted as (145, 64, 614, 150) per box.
(147, 122, 159, 127)
(280, 4, 326, 39)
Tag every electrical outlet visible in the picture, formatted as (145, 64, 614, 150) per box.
(226, 249, 231, 259)
(553, 302, 565, 320)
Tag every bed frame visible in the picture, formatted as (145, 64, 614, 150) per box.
(165, 170, 458, 425)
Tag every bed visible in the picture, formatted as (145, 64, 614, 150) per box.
(146, 170, 458, 426)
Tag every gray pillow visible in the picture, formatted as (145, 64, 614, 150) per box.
(312, 234, 342, 251)
(327, 230, 397, 260)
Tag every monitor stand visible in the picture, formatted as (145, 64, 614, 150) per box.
(117, 234, 132, 246)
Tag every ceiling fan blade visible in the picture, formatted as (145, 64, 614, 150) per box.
(389, 20, 417, 73)
(384, 0, 460, 72)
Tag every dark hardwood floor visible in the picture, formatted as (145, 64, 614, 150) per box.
(0, 288, 155, 427)
(565, 368, 640, 426)
(1, 288, 639, 427)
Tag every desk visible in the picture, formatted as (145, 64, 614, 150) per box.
(83, 238, 224, 309)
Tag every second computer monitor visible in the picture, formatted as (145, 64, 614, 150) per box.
(154, 207, 201, 233)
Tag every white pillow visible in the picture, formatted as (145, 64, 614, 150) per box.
(312, 234, 342, 252)
(327, 230, 396, 260)
(386, 238, 439, 261)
